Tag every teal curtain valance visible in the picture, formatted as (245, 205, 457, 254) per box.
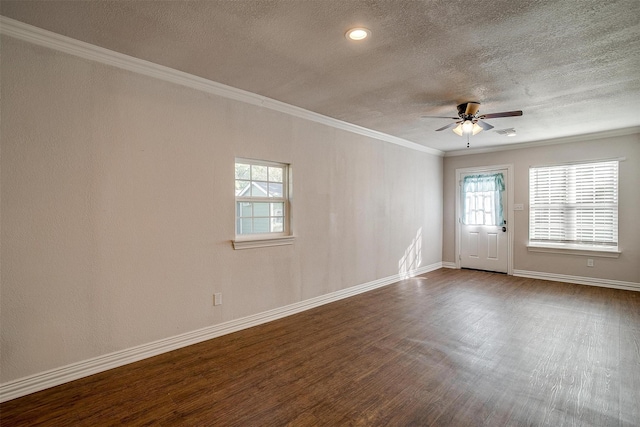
(462, 173, 505, 193)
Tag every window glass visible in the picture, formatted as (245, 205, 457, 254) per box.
(253, 218, 270, 233)
(462, 173, 505, 226)
(253, 202, 269, 217)
(269, 167, 283, 183)
(235, 159, 290, 236)
(268, 183, 283, 197)
(252, 165, 268, 181)
(251, 184, 267, 197)
(238, 202, 252, 217)
(235, 163, 250, 180)
(235, 180, 249, 195)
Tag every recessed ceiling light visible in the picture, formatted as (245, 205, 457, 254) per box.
(345, 27, 371, 41)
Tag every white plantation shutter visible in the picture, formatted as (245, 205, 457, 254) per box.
(529, 160, 618, 246)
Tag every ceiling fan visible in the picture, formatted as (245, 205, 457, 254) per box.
(423, 102, 523, 136)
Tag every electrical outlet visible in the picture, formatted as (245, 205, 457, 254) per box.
(214, 293, 222, 306)
(587, 259, 594, 267)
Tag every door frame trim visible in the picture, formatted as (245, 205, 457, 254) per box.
(455, 164, 514, 275)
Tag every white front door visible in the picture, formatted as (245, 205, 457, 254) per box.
(459, 169, 509, 273)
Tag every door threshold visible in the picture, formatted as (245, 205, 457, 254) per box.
(461, 268, 507, 275)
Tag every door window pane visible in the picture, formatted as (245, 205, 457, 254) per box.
(462, 173, 505, 226)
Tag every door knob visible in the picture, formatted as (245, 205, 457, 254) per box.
(502, 226, 507, 232)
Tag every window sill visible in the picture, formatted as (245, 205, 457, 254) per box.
(232, 235, 295, 250)
(527, 242, 620, 258)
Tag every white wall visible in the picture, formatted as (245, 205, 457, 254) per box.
(443, 134, 640, 285)
(0, 36, 443, 384)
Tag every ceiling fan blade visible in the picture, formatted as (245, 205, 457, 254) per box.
(476, 120, 494, 131)
(479, 110, 523, 119)
(435, 122, 458, 131)
(421, 115, 459, 119)
(465, 102, 480, 116)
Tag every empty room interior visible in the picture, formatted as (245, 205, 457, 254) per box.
(1, 1, 639, 425)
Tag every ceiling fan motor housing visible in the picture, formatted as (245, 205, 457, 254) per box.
(457, 102, 481, 120)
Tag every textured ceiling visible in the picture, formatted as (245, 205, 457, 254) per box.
(2, 0, 639, 152)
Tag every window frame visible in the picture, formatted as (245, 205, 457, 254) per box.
(527, 159, 621, 257)
(232, 158, 294, 250)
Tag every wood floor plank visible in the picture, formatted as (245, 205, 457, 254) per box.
(1, 268, 639, 426)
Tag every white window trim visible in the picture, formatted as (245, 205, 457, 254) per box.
(526, 241, 621, 258)
(233, 158, 294, 249)
(232, 235, 295, 250)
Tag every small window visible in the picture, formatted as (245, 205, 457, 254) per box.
(235, 159, 290, 238)
(529, 160, 618, 248)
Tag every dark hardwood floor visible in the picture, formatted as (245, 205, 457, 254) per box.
(2, 268, 639, 426)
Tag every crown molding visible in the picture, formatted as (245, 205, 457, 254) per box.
(444, 127, 640, 157)
(0, 16, 443, 157)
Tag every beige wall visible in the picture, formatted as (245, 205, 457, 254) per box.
(443, 134, 640, 284)
(0, 36, 443, 383)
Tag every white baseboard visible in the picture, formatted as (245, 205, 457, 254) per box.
(441, 262, 457, 269)
(0, 262, 442, 402)
(513, 269, 640, 292)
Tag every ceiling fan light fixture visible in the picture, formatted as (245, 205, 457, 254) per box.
(461, 120, 474, 134)
(453, 120, 483, 137)
(345, 27, 371, 41)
